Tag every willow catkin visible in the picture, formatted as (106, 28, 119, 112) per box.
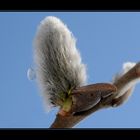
(34, 16, 87, 111)
(112, 62, 140, 100)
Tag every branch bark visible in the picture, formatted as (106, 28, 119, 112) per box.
(50, 62, 140, 128)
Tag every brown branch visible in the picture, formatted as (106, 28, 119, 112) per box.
(50, 62, 140, 128)
(114, 63, 140, 88)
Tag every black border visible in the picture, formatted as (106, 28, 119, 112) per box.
(0, 129, 140, 138)
(0, 1, 140, 11)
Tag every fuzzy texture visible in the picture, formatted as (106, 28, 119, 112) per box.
(113, 62, 140, 99)
(34, 16, 87, 110)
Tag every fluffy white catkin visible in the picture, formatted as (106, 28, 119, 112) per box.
(34, 16, 87, 110)
(113, 62, 140, 99)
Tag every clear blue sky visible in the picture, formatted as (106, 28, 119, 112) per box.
(0, 12, 140, 128)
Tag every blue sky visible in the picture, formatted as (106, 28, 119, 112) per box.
(0, 12, 140, 128)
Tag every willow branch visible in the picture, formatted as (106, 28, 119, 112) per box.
(50, 62, 140, 128)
